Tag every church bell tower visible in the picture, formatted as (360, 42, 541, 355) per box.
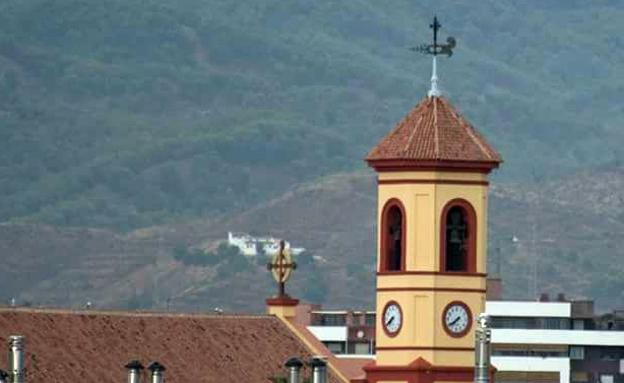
(363, 17, 502, 383)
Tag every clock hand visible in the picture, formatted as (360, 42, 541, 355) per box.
(449, 316, 461, 326)
(386, 316, 395, 326)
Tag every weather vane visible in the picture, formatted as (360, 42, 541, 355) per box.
(267, 240, 297, 298)
(410, 16, 457, 97)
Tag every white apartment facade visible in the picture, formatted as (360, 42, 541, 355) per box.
(303, 301, 624, 383)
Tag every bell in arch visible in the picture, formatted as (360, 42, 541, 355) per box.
(449, 228, 462, 244)
(447, 209, 466, 244)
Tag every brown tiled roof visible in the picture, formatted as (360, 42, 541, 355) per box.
(286, 318, 366, 382)
(0, 308, 342, 383)
(332, 358, 372, 382)
(366, 96, 502, 171)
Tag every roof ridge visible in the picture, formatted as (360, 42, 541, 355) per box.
(0, 307, 273, 319)
(433, 97, 440, 159)
(367, 109, 413, 159)
(444, 100, 496, 160)
(404, 114, 424, 155)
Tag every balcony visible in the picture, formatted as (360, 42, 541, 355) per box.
(492, 356, 570, 383)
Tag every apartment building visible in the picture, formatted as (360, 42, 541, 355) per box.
(297, 297, 624, 383)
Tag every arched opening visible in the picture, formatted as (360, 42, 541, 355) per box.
(440, 199, 476, 273)
(445, 206, 468, 271)
(380, 199, 406, 272)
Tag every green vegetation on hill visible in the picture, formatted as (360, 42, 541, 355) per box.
(2, 0, 624, 230)
(2, 169, 624, 311)
(173, 243, 241, 267)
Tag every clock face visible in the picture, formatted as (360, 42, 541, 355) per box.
(382, 301, 402, 337)
(443, 301, 472, 337)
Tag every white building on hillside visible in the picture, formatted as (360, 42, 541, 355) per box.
(227, 232, 305, 256)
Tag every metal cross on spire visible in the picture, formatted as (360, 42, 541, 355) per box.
(411, 16, 457, 97)
(431, 16, 441, 54)
(266, 240, 297, 298)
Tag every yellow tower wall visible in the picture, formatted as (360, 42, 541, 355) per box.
(375, 170, 490, 369)
(376, 171, 489, 273)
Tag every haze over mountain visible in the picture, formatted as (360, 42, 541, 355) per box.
(0, 1, 623, 311)
(2, 169, 624, 313)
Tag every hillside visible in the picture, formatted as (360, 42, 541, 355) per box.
(2, 1, 624, 230)
(2, 168, 623, 312)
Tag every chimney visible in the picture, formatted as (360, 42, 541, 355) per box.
(539, 293, 549, 302)
(474, 314, 492, 383)
(0, 369, 8, 383)
(485, 278, 503, 301)
(308, 357, 327, 383)
(8, 336, 25, 383)
(125, 360, 144, 383)
(557, 293, 566, 302)
(285, 357, 303, 383)
(148, 362, 166, 383)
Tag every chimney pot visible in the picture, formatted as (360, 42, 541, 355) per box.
(148, 362, 166, 383)
(285, 357, 303, 383)
(8, 335, 25, 383)
(308, 357, 327, 383)
(125, 360, 144, 383)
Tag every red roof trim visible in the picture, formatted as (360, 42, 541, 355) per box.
(266, 297, 300, 306)
(367, 159, 500, 173)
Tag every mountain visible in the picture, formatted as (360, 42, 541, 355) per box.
(2, 168, 624, 313)
(2, 1, 624, 230)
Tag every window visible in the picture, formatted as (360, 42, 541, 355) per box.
(346, 342, 372, 355)
(570, 346, 585, 360)
(545, 318, 564, 329)
(600, 348, 619, 361)
(324, 341, 345, 355)
(493, 347, 568, 358)
(380, 199, 406, 272)
(492, 317, 569, 330)
(599, 375, 613, 383)
(440, 199, 476, 273)
(354, 342, 370, 355)
(365, 313, 376, 327)
(322, 314, 346, 326)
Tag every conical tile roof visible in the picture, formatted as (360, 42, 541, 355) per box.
(366, 96, 502, 172)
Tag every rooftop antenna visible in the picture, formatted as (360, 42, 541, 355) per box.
(411, 16, 457, 97)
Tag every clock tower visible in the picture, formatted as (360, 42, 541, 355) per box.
(362, 92, 502, 381)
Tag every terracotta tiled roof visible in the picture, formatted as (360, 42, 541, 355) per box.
(0, 308, 342, 383)
(286, 318, 366, 382)
(366, 96, 502, 172)
(332, 357, 373, 382)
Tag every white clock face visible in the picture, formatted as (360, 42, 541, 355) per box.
(444, 303, 470, 335)
(383, 302, 402, 335)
